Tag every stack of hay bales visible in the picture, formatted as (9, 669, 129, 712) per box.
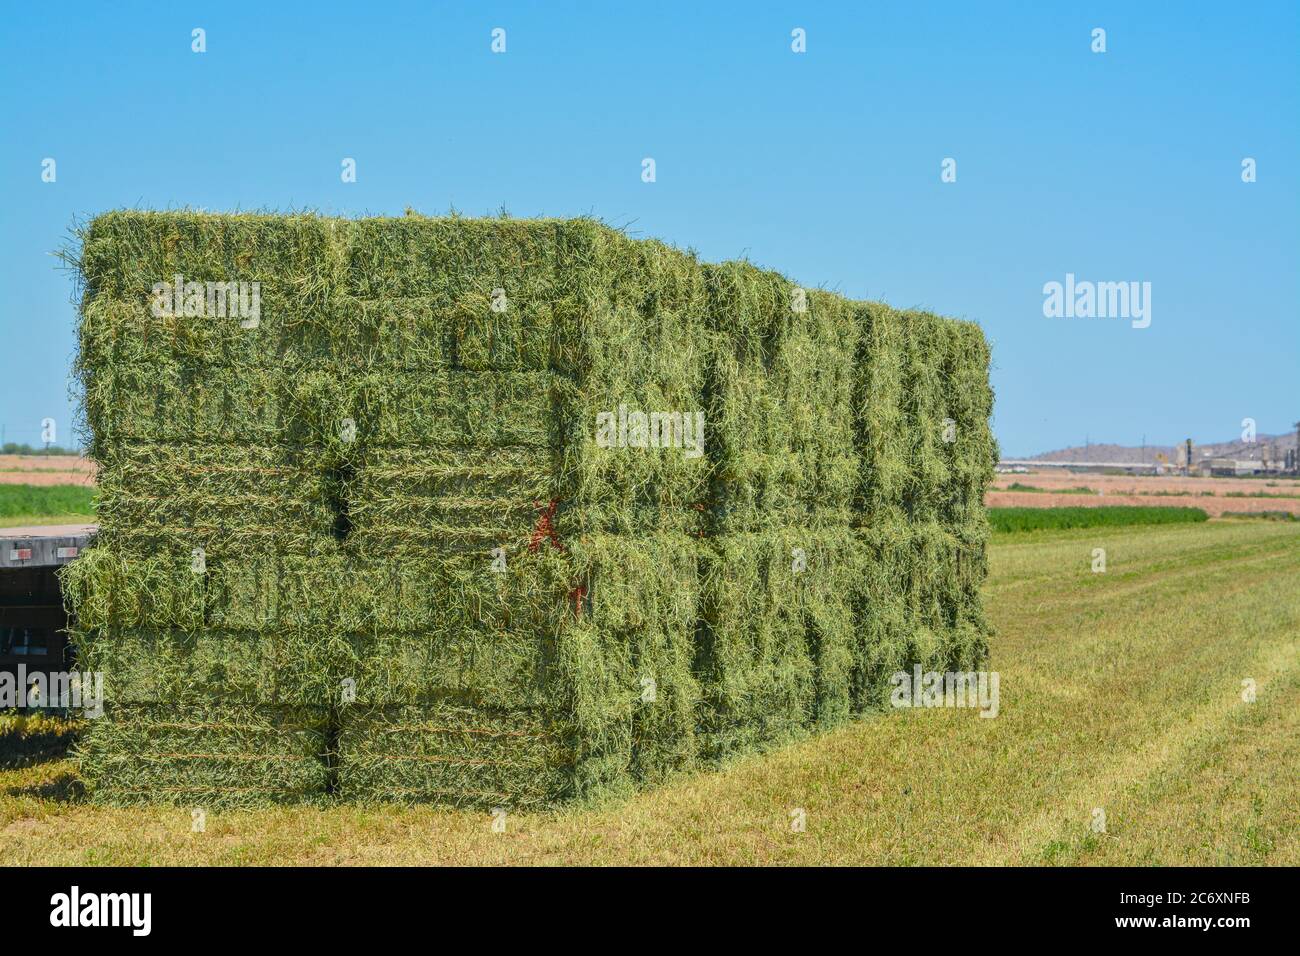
(63, 210, 995, 809)
(850, 305, 997, 712)
(694, 264, 860, 758)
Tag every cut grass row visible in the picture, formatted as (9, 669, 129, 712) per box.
(1, 520, 1295, 865)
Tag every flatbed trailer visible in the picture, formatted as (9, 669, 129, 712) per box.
(0, 524, 96, 684)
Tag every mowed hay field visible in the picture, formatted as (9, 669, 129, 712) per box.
(2, 519, 1296, 865)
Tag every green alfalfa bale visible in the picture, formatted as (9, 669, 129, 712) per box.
(346, 511, 545, 562)
(952, 515, 994, 652)
(908, 520, 986, 671)
(848, 522, 912, 710)
(338, 214, 604, 386)
(95, 544, 556, 650)
(945, 320, 998, 524)
(92, 443, 328, 513)
(799, 290, 861, 521)
(343, 447, 558, 562)
(71, 545, 569, 685)
(553, 230, 710, 538)
(744, 286, 859, 527)
(896, 309, 954, 522)
(338, 530, 701, 803)
(800, 525, 857, 730)
(92, 445, 337, 553)
(342, 532, 701, 807)
(63, 549, 348, 706)
(701, 262, 799, 531)
(346, 624, 552, 712)
(92, 521, 332, 567)
(348, 369, 554, 448)
(700, 267, 859, 533)
(937, 319, 995, 658)
(878, 519, 934, 638)
(81, 360, 285, 447)
(77, 210, 344, 304)
(338, 210, 572, 368)
(557, 531, 703, 789)
(336, 703, 568, 808)
(698, 339, 787, 528)
(342, 546, 569, 711)
(852, 302, 909, 525)
(347, 445, 552, 557)
(556, 404, 709, 536)
(848, 519, 978, 710)
(906, 520, 956, 620)
(703, 260, 790, 357)
(76, 701, 331, 808)
(343, 295, 556, 372)
(883, 519, 988, 674)
(946, 619, 989, 674)
(76, 289, 329, 375)
(356, 446, 552, 504)
(67, 546, 560, 708)
(933, 316, 964, 524)
(59, 546, 206, 633)
(550, 615, 636, 799)
(71, 544, 264, 633)
(81, 300, 562, 451)
(342, 214, 568, 302)
(84, 361, 556, 449)
(850, 594, 911, 711)
(69, 627, 336, 707)
(62, 545, 277, 635)
(76, 290, 558, 374)
(696, 527, 855, 759)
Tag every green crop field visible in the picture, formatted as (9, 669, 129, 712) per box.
(989, 505, 1208, 533)
(3, 518, 1295, 866)
(0, 484, 96, 526)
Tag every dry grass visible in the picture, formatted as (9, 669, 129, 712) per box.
(988, 471, 1300, 516)
(0, 456, 96, 487)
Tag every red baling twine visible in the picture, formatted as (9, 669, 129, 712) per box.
(528, 499, 562, 553)
(529, 499, 587, 617)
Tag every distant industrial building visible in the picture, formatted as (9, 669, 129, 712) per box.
(1195, 457, 1262, 477)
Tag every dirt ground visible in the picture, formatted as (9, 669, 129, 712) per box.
(988, 470, 1300, 516)
(0, 455, 95, 486)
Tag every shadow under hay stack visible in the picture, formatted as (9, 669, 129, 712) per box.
(62, 210, 997, 808)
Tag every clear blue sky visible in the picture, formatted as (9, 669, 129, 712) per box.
(2, 1, 1296, 456)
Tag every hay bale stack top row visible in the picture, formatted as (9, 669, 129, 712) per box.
(65, 211, 997, 807)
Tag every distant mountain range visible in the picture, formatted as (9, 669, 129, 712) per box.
(1033, 431, 1298, 464)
